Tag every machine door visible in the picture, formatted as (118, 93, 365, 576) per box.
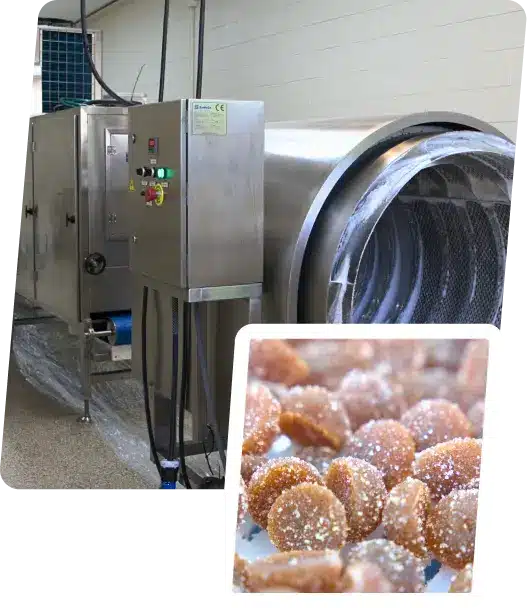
(33, 112, 80, 324)
(77, 113, 131, 317)
(16, 122, 36, 302)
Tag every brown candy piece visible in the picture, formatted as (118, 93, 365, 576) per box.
(279, 386, 351, 451)
(374, 339, 427, 375)
(341, 539, 426, 593)
(243, 383, 281, 455)
(294, 446, 337, 475)
(425, 489, 478, 570)
(382, 478, 431, 558)
(337, 369, 407, 431)
(241, 454, 268, 485)
(344, 420, 416, 490)
(396, 368, 461, 408)
(267, 482, 349, 552)
(412, 438, 481, 501)
(325, 457, 387, 543)
(457, 340, 488, 398)
(294, 340, 376, 389)
(242, 549, 344, 593)
(468, 401, 485, 438)
(247, 457, 323, 529)
(449, 564, 473, 593)
(341, 561, 394, 593)
(400, 399, 473, 451)
(249, 339, 310, 386)
(238, 479, 248, 525)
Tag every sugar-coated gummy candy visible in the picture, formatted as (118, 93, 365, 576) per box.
(243, 382, 281, 455)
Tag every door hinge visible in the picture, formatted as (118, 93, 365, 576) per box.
(31, 141, 36, 152)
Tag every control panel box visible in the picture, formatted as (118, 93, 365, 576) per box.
(128, 99, 265, 291)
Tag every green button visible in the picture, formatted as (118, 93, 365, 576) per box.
(155, 167, 175, 180)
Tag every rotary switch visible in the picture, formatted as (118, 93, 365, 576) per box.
(136, 166, 154, 177)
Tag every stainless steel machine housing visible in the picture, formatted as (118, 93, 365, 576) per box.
(16, 106, 132, 421)
(18, 106, 131, 322)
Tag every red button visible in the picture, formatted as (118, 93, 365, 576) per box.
(145, 187, 158, 203)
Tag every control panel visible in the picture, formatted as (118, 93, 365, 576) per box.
(128, 98, 264, 291)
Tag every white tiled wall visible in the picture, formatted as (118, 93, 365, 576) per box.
(89, 0, 525, 139)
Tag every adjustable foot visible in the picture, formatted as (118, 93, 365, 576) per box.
(77, 414, 93, 424)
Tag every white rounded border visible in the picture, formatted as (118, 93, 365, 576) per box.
(226, 324, 515, 605)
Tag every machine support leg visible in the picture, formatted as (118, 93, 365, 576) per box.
(248, 297, 262, 324)
(78, 325, 93, 424)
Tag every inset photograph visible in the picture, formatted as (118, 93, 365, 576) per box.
(233, 335, 489, 593)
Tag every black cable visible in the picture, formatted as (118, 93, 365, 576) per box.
(178, 302, 192, 489)
(195, 0, 206, 99)
(193, 304, 227, 473)
(80, 0, 140, 106)
(158, 0, 171, 102)
(167, 311, 178, 462)
(141, 286, 163, 478)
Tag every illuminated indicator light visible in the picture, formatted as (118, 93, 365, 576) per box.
(155, 167, 175, 180)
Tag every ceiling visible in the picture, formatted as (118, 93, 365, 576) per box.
(39, 0, 117, 21)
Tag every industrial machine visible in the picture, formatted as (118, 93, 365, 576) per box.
(128, 98, 265, 487)
(15, 106, 132, 422)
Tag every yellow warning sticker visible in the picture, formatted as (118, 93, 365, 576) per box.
(128, 179, 136, 192)
(191, 101, 227, 136)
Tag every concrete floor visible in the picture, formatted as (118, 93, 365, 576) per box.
(1, 363, 157, 489)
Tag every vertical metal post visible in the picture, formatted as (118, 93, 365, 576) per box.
(248, 296, 262, 324)
(78, 321, 93, 423)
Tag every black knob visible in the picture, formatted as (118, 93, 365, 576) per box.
(84, 253, 107, 276)
(25, 206, 34, 217)
(136, 166, 154, 177)
(66, 213, 76, 226)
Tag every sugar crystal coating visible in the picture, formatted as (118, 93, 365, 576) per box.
(294, 446, 337, 475)
(341, 539, 426, 593)
(279, 386, 351, 451)
(449, 563, 473, 593)
(400, 399, 473, 451)
(425, 489, 478, 570)
(242, 549, 344, 592)
(341, 561, 394, 593)
(267, 483, 349, 552)
(249, 339, 310, 386)
(247, 457, 323, 529)
(343, 419, 416, 490)
(382, 477, 431, 558)
(241, 454, 268, 485)
(468, 401, 485, 438)
(337, 369, 407, 431)
(325, 457, 387, 543)
(243, 382, 281, 455)
(412, 438, 481, 501)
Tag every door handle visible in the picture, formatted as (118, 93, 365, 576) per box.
(66, 213, 76, 226)
(25, 206, 34, 218)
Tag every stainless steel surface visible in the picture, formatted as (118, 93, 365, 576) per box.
(262, 111, 514, 323)
(18, 107, 131, 326)
(128, 99, 265, 290)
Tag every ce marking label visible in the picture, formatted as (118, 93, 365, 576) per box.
(215, 104, 225, 112)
